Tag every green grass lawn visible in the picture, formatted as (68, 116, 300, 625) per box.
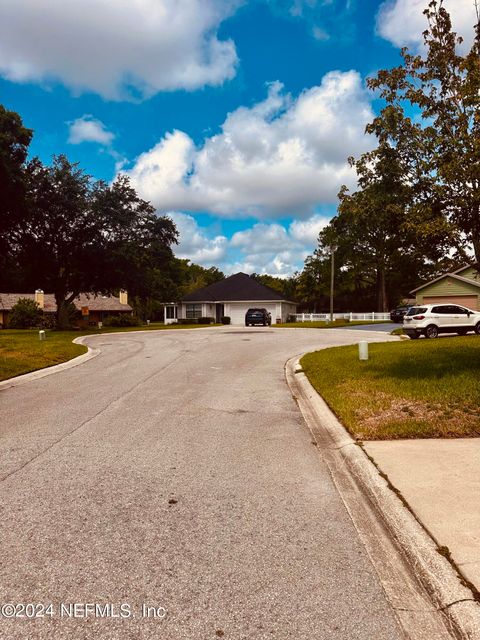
(301, 336, 480, 440)
(0, 323, 220, 382)
(276, 320, 389, 329)
(0, 330, 88, 381)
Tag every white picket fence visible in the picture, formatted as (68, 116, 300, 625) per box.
(293, 312, 391, 322)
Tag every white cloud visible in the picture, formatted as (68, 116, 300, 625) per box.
(0, 0, 239, 99)
(128, 72, 374, 218)
(168, 212, 228, 265)
(289, 214, 329, 244)
(231, 223, 292, 253)
(170, 213, 328, 276)
(68, 115, 115, 145)
(312, 25, 330, 41)
(377, 0, 478, 52)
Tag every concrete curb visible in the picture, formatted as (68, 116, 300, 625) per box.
(0, 336, 100, 392)
(0, 325, 223, 392)
(286, 355, 480, 640)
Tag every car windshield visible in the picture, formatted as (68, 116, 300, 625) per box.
(406, 307, 427, 316)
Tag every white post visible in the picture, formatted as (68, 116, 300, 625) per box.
(350, 312, 353, 321)
(359, 341, 368, 360)
(39, 330, 46, 341)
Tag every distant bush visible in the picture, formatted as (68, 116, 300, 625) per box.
(198, 316, 215, 324)
(286, 314, 297, 323)
(8, 298, 43, 328)
(39, 313, 58, 329)
(221, 316, 231, 325)
(102, 314, 140, 327)
(177, 318, 197, 325)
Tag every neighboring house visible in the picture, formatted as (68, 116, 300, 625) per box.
(175, 272, 297, 325)
(0, 289, 132, 327)
(411, 265, 480, 310)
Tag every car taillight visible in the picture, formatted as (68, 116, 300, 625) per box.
(413, 315, 425, 320)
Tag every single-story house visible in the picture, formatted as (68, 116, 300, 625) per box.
(411, 265, 480, 310)
(0, 289, 132, 327)
(172, 272, 297, 325)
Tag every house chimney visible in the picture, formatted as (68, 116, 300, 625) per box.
(119, 290, 128, 305)
(35, 289, 44, 309)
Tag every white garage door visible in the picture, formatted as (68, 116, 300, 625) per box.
(228, 303, 278, 325)
(423, 295, 478, 310)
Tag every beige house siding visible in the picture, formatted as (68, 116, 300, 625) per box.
(417, 278, 480, 310)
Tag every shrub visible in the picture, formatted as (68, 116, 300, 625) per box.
(198, 316, 215, 324)
(39, 313, 58, 330)
(286, 314, 297, 323)
(177, 318, 197, 325)
(221, 316, 231, 325)
(8, 298, 43, 328)
(102, 314, 140, 327)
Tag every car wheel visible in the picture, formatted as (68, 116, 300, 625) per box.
(475, 322, 480, 335)
(425, 324, 439, 339)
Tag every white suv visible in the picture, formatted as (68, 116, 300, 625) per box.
(403, 304, 480, 339)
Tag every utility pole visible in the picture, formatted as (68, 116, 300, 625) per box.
(329, 244, 337, 323)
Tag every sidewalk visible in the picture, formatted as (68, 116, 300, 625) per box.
(364, 439, 480, 594)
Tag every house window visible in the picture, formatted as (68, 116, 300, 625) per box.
(186, 304, 202, 319)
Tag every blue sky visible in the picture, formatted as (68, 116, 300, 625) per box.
(0, 0, 474, 276)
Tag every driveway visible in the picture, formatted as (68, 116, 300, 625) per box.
(0, 327, 403, 639)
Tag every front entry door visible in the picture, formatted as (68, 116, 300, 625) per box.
(215, 303, 224, 323)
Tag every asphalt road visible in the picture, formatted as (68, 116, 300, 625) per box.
(0, 326, 403, 639)
(333, 322, 397, 333)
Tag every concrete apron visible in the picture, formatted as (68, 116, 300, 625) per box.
(364, 440, 480, 595)
(286, 356, 480, 640)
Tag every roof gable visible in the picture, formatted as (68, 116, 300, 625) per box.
(411, 271, 480, 294)
(452, 264, 479, 277)
(182, 272, 289, 302)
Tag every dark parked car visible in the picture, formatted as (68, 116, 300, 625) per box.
(390, 305, 413, 323)
(245, 308, 272, 326)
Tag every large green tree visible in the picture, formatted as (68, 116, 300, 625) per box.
(176, 261, 225, 297)
(0, 105, 33, 288)
(250, 273, 297, 300)
(368, 0, 480, 263)
(18, 156, 178, 327)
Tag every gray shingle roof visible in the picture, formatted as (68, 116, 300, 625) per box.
(182, 272, 291, 302)
(0, 293, 132, 312)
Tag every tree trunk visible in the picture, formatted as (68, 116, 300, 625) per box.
(376, 266, 388, 312)
(55, 293, 70, 329)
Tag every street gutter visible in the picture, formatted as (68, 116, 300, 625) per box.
(285, 355, 480, 640)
